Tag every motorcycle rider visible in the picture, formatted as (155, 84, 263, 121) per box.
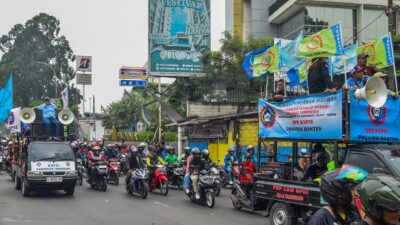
(164, 146, 179, 165)
(125, 145, 146, 189)
(308, 166, 368, 225)
(104, 144, 117, 159)
(240, 153, 255, 198)
(180, 146, 191, 171)
(241, 145, 257, 167)
(357, 174, 400, 225)
(146, 146, 165, 189)
(201, 149, 215, 170)
(88, 146, 105, 185)
(189, 148, 206, 199)
(224, 147, 238, 185)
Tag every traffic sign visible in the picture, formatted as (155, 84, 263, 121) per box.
(77, 73, 92, 85)
(119, 67, 148, 80)
(119, 79, 148, 87)
(76, 56, 92, 72)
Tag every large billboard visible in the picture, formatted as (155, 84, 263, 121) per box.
(148, 0, 210, 77)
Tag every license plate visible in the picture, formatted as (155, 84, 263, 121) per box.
(46, 177, 62, 182)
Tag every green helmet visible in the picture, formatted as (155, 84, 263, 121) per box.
(360, 174, 400, 220)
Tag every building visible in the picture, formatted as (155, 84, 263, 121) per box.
(226, 0, 395, 44)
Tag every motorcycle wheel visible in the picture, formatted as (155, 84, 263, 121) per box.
(159, 181, 168, 196)
(214, 185, 221, 197)
(205, 191, 215, 208)
(139, 181, 148, 199)
(231, 190, 242, 210)
(101, 177, 107, 192)
(114, 172, 119, 186)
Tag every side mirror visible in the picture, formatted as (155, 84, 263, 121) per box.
(373, 167, 388, 174)
(20, 152, 27, 160)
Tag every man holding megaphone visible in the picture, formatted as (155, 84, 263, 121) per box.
(345, 65, 370, 89)
(34, 96, 61, 138)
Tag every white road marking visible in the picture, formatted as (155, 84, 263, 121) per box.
(154, 201, 170, 208)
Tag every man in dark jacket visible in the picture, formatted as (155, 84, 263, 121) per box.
(125, 145, 146, 189)
(308, 58, 336, 94)
(189, 148, 205, 199)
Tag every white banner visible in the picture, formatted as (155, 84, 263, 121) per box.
(31, 161, 75, 172)
(8, 107, 21, 133)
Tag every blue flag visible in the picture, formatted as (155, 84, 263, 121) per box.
(280, 34, 305, 69)
(242, 46, 271, 78)
(327, 44, 357, 75)
(0, 75, 13, 123)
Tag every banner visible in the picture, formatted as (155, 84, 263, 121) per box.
(8, 107, 21, 133)
(280, 34, 305, 69)
(357, 34, 394, 69)
(242, 46, 270, 78)
(349, 90, 400, 142)
(327, 44, 357, 75)
(299, 23, 344, 58)
(0, 75, 12, 123)
(253, 43, 281, 77)
(149, 0, 210, 77)
(259, 92, 343, 139)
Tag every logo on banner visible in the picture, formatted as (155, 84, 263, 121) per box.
(306, 35, 323, 50)
(367, 105, 386, 126)
(261, 51, 276, 69)
(361, 44, 375, 61)
(260, 105, 276, 128)
(9, 111, 15, 125)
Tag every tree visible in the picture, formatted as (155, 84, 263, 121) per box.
(0, 13, 78, 108)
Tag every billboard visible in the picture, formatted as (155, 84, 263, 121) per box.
(148, 0, 210, 77)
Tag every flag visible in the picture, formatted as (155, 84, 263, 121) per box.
(280, 34, 305, 69)
(357, 34, 394, 69)
(253, 43, 281, 77)
(327, 44, 357, 75)
(299, 23, 344, 58)
(100, 105, 107, 114)
(141, 108, 152, 125)
(287, 60, 309, 88)
(60, 87, 68, 109)
(8, 107, 21, 133)
(242, 46, 271, 78)
(0, 75, 13, 123)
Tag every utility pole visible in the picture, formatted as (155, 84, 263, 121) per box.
(158, 77, 162, 143)
(387, 0, 397, 91)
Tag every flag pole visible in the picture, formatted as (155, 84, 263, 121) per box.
(343, 55, 348, 89)
(389, 34, 399, 94)
(265, 75, 269, 99)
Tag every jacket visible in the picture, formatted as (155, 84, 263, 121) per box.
(224, 153, 238, 171)
(239, 161, 255, 183)
(164, 154, 179, 165)
(308, 59, 333, 94)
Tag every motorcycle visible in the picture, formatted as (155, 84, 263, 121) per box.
(126, 168, 149, 199)
(119, 153, 127, 175)
(209, 167, 221, 197)
(167, 163, 184, 189)
(185, 170, 216, 208)
(230, 171, 263, 212)
(76, 158, 86, 186)
(86, 161, 108, 192)
(219, 166, 229, 187)
(149, 164, 169, 196)
(107, 158, 120, 185)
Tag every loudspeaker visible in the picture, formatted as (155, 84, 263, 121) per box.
(58, 109, 74, 125)
(20, 108, 36, 124)
(354, 76, 387, 108)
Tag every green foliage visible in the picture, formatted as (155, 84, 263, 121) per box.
(136, 131, 155, 142)
(0, 13, 80, 109)
(163, 132, 178, 142)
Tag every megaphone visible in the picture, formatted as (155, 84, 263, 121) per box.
(58, 109, 74, 125)
(354, 76, 387, 108)
(20, 108, 36, 124)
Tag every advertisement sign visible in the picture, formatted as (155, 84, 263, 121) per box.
(258, 92, 343, 140)
(76, 56, 92, 72)
(148, 0, 210, 77)
(349, 90, 400, 142)
(119, 80, 148, 87)
(8, 107, 21, 133)
(119, 67, 148, 80)
(76, 73, 92, 85)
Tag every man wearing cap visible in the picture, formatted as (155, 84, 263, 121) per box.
(357, 53, 380, 76)
(345, 65, 370, 89)
(374, 72, 398, 99)
(35, 97, 61, 138)
(307, 57, 336, 94)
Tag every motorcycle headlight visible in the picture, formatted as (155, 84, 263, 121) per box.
(210, 167, 219, 175)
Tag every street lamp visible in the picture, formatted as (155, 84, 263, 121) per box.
(34, 61, 58, 98)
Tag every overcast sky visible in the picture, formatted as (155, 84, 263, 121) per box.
(0, 0, 226, 112)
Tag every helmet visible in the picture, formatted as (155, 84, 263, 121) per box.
(93, 146, 100, 151)
(321, 166, 367, 209)
(233, 161, 239, 166)
(245, 153, 252, 160)
(138, 143, 146, 148)
(149, 145, 156, 152)
(130, 146, 138, 153)
(167, 146, 175, 153)
(202, 149, 209, 156)
(91, 141, 98, 147)
(360, 174, 400, 220)
(70, 142, 77, 149)
(228, 147, 235, 153)
(246, 145, 255, 152)
(106, 144, 112, 150)
(184, 146, 190, 152)
(8, 141, 13, 145)
(192, 147, 201, 155)
(122, 143, 127, 148)
(300, 148, 308, 155)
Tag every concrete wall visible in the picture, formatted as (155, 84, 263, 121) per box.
(187, 102, 256, 117)
(78, 119, 105, 141)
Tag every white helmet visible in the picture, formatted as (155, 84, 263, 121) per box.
(131, 146, 138, 153)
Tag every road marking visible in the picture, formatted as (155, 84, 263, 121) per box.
(154, 201, 170, 208)
(2, 218, 33, 223)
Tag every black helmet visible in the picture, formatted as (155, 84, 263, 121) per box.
(192, 147, 200, 155)
(167, 146, 174, 153)
(321, 166, 367, 209)
(360, 174, 400, 220)
(149, 145, 156, 152)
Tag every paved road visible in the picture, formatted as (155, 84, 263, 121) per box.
(0, 173, 269, 225)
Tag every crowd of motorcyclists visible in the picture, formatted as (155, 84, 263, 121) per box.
(1, 138, 399, 224)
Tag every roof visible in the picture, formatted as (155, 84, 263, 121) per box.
(166, 111, 258, 127)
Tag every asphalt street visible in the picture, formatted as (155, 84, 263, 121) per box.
(0, 173, 269, 225)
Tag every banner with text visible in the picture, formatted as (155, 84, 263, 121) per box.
(149, 0, 210, 77)
(349, 90, 400, 142)
(259, 92, 343, 139)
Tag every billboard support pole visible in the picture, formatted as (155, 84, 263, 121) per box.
(82, 83, 85, 117)
(158, 77, 162, 143)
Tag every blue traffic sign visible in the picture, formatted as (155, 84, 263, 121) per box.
(119, 79, 148, 87)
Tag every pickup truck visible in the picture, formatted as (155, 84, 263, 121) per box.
(13, 140, 77, 197)
(248, 144, 400, 225)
